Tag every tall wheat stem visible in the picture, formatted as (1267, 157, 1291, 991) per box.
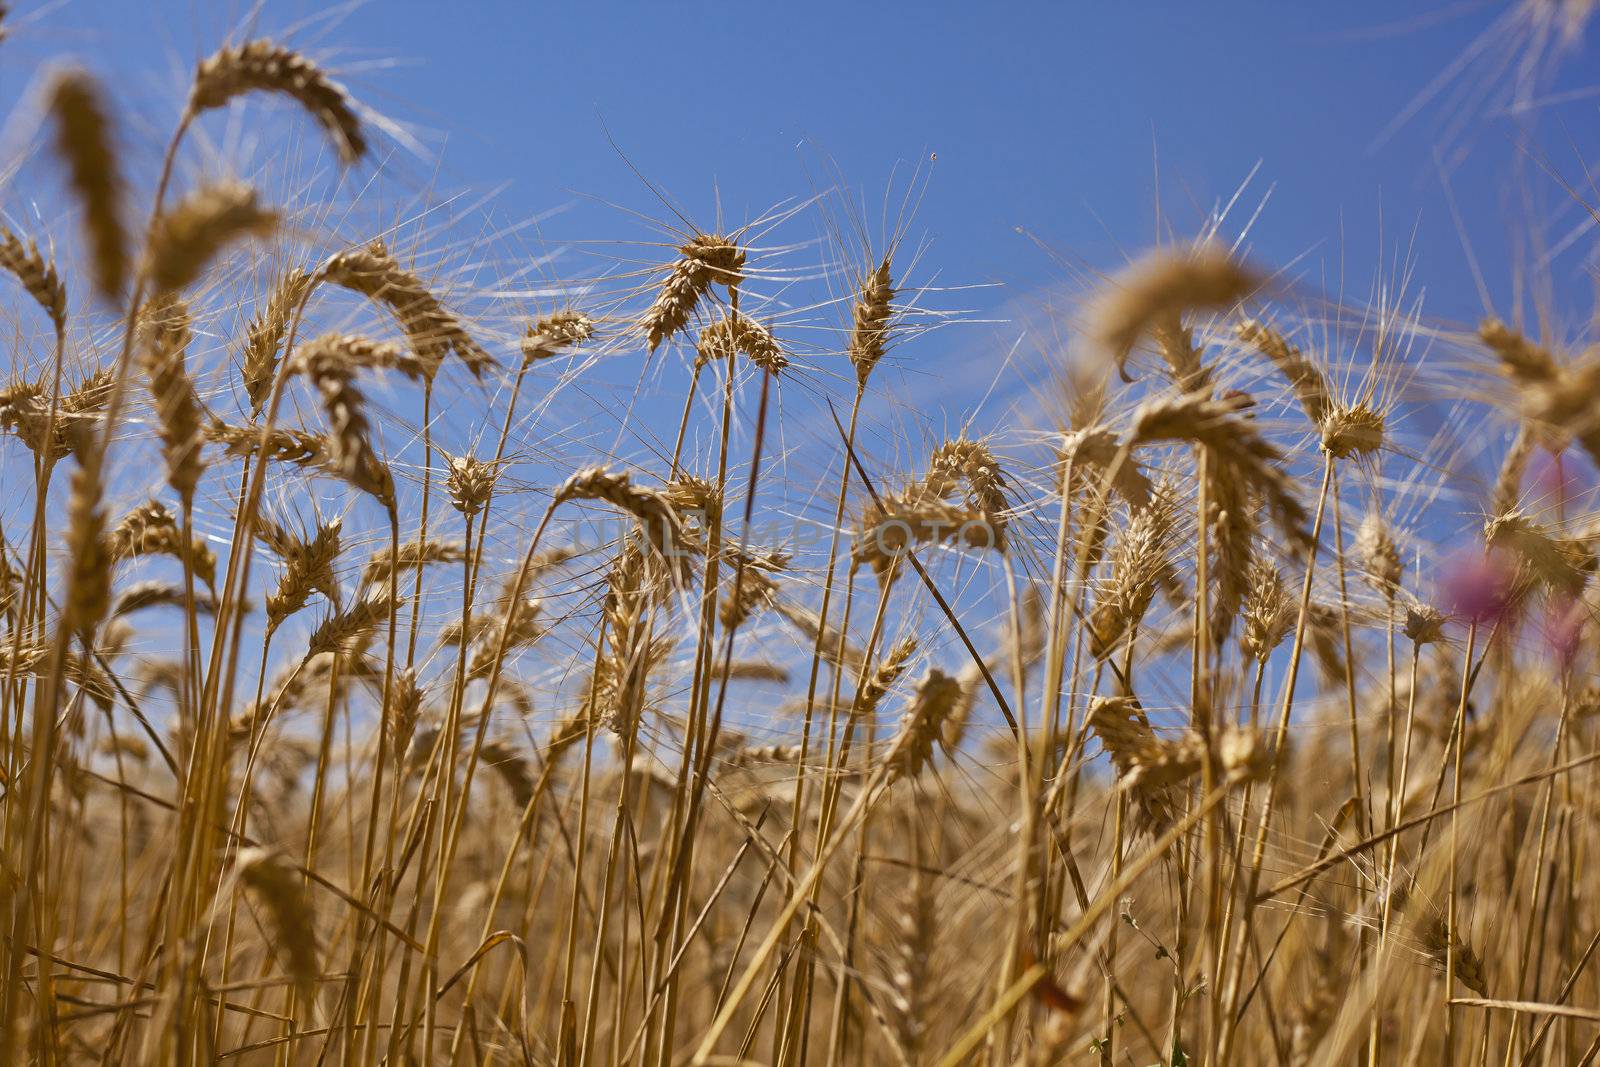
(1216, 450, 1335, 1063)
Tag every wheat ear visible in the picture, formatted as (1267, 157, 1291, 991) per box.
(47, 69, 127, 301)
(189, 39, 366, 164)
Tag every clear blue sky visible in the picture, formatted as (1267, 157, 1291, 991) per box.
(4, 0, 1594, 719)
(6, 1, 1597, 349)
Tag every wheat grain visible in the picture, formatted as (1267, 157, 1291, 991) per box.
(242, 267, 313, 416)
(1237, 318, 1330, 425)
(261, 516, 342, 633)
(848, 257, 894, 387)
(446, 455, 497, 518)
(1355, 511, 1403, 597)
(321, 240, 491, 377)
(883, 668, 962, 782)
(0, 229, 67, 333)
(145, 181, 277, 293)
(1484, 511, 1596, 595)
(236, 848, 320, 1000)
(1089, 246, 1259, 375)
(47, 69, 126, 301)
(306, 592, 397, 657)
(206, 419, 328, 469)
(1091, 496, 1176, 658)
(1480, 318, 1558, 386)
(112, 579, 218, 617)
(641, 234, 744, 350)
(696, 314, 787, 372)
(189, 40, 366, 164)
(62, 461, 109, 641)
(294, 333, 394, 507)
(360, 537, 464, 590)
(109, 499, 217, 588)
(139, 294, 206, 505)
(521, 309, 595, 363)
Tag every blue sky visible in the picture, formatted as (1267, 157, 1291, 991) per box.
(7, 0, 1597, 336)
(4, 0, 1598, 452)
(2, 1, 1595, 718)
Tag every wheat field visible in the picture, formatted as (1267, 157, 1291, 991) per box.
(3, 3, 1600, 1065)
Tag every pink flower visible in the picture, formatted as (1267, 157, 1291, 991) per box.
(1543, 595, 1586, 670)
(1528, 447, 1587, 512)
(1440, 547, 1517, 625)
